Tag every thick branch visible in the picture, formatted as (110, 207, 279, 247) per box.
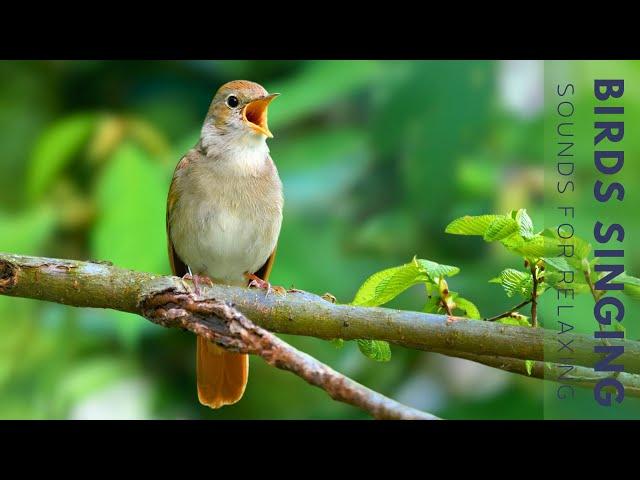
(140, 290, 435, 419)
(2, 253, 639, 378)
(0, 253, 434, 420)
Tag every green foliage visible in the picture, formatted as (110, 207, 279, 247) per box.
(490, 269, 533, 298)
(444, 207, 639, 347)
(91, 142, 169, 347)
(347, 256, 474, 360)
(541, 256, 572, 272)
(497, 315, 531, 327)
(351, 261, 429, 308)
(27, 113, 97, 201)
(613, 272, 640, 301)
(356, 339, 392, 362)
(484, 215, 519, 242)
(445, 214, 503, 236)
(348, 204, 638, 366)
(268, 61, 383, 129)
(454, 296, 481, 319)
(515, 209, 535, 240)
(525, 360, 534, 376)
(0, 207, 57, 253)
(415, 258, 460, 282)
(351, 257, 463, 309)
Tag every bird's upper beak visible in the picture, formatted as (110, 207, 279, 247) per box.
(243, 93, 279, 138)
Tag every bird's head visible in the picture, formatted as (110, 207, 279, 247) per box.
(201, 80, 279, 153)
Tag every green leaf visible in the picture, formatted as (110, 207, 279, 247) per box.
(613, 272, 640, 301)
(423, 295, 442, 314)
(415, 258, 460, 281)
(27, 113, 96, 200)
(547, 228, 592, 260)
(539, 229, 592, 269)
(525, 359, 534, 376)
(356, 339, 391, 362)
(497, 315, 532, 327)
(543, 270, 591, 294)
(616, 273, 640, 286)
(445, 214, 505, 236)
(501, 232, 544, 260)
(329, 338, 345, 349)
(454, 296, 481, 319)
(516, 209, 535, 240)
(491, 269, 533, 298)
(484, 216, 519, 242)
(351, 262, 428, 307)
(542, 256, 572, 272)
(91, 142, 169, 346)
(573, 238, 593, 262)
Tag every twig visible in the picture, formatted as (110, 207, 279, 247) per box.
(0, 253, 435, 420)
(441, 299, 453, 316)
(140, 291, 436, 420)
(583, 269, 598, 301)
(439, 350, 640, 398)
(530, 264, 539, 328)
(484, 299, 532, 322)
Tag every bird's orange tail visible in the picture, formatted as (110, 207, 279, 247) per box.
(196, 336, 249, 409)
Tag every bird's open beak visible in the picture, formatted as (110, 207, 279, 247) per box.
(243, 93, 279, 138)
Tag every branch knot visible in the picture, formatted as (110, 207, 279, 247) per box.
(0, 260, 17, 293)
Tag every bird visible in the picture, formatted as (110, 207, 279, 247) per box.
(166, 80, 283, 409)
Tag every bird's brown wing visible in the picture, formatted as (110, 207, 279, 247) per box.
(166, 155, 189, 278)
(253, 247, 277, 283)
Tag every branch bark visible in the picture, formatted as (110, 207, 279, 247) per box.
(2, 253, 639, 401)
(0, 253, 435, 420)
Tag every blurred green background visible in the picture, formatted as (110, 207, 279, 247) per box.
(0, 60, 637, 419)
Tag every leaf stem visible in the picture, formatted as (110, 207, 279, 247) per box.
(530, 264, 539, 328)
(583, 269, 604, 303)
(441, 299, 453, 316)
(583, 269, 609, 345)
(485, 298, 532, 322)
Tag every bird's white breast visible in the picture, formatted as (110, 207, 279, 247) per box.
(170, 144, 283, 287)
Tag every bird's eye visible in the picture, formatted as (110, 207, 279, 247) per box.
(226, 95, 239, 108)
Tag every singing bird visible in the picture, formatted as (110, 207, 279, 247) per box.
(166, 80, 283, 408)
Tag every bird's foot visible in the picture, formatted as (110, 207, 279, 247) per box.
(182, 273, 214, 295)
(245, 273, 286, 296)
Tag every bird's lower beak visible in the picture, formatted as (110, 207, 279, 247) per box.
(243, 93, 279, 138)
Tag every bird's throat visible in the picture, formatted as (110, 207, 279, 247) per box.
(200, 123, 269, 177)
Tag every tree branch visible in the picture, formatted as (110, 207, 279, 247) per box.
(0, 253, 435, 420)
(439, 350, 640, 398)
(2, 253, 639, 400)
(140, 289, 435, 419)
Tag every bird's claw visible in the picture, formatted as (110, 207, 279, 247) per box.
(245, 273, 286, 296)
(182, 273, 213, 295)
